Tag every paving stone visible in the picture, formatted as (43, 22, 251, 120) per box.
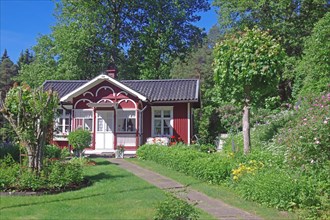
(109, 158, 263, 220)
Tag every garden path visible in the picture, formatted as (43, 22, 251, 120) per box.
(108, 158, 262, 220)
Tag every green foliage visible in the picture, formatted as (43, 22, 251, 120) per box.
(137, 145, 235, 184)
(67, 129, 91, 152)
(0, 155, 84, 191)
(0, 155, 20, 190)
(294, 12, 330, 98)
(0, 143, 21, 161)
(214, 27, 285, 107)
(44, 145, 62, 159)
(0, 84, 59, 173)
(217, 103, 241, 132)
(18, 0, 210, 84)
(44, 160, 83, 189)
(213, 0, 328, 57)
(275, 93, 330, 168)
(154, 194, 199, 220)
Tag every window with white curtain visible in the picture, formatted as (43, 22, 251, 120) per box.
(117, 110, 136, 132)
(152, 107, 173, 136)
(74, 110, 93, 131)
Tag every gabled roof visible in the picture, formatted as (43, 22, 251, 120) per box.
(43, 75, 200, 103)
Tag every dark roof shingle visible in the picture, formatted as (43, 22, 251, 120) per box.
(43, 77, 199, 102)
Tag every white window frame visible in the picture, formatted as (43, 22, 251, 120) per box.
(74, 109, 93, 132)
(116, 109, 136, 133)
(54, 108, 71, 136)
(151, 106, 173, 137)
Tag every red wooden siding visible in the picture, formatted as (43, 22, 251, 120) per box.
(173, 103, 189, 144)
(141, 103, 190, 145)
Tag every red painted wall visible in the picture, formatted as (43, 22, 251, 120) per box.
(141, 103, 190, 144)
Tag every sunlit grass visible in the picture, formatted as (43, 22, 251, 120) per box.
(0, 158, 214, 219)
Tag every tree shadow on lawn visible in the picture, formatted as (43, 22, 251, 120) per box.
(86, 172, 129, 183)
(94, 160, 112, 166)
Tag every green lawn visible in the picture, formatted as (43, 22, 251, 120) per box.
(0, 159, 214, 220)
(129, 158, 298, 220)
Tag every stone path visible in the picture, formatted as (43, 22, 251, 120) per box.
(108, 158, 262, 220)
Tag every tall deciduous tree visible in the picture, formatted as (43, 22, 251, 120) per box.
(294, 12, 330, 97)
(213, 0, 329, 101)
(17, 0, 209, 86)
(214, 28, 285, 154)
(0, 85, 58, 173)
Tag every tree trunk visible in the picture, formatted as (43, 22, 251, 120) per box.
(243, 86, 251, 155)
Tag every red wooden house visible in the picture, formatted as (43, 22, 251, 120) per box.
(43, 69, 200, 154)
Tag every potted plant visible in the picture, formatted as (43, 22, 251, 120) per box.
(115, 145, 125, 158)
(170, 135, 177, 146)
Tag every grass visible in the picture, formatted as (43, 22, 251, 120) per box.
(129, 158, 298, 220)
(0, 158, 214, 219)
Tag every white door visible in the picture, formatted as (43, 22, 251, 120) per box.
(95, 111, 114, 150)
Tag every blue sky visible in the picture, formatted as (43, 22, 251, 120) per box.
(0, 0, 218, 63)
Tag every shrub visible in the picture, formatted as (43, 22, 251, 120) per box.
(44, 144, 62, 159)
(68, 129, 91, 157)
(0, 155, 20, 190)
(0, 143, 21, 161)
(154, 194, 199, 220)
(276, 93, 330, 168)
(46, 160, 83, 189)
(0, 155, 84, 191)
(235, 168, 300, 210)
(137, 145, 235, 184)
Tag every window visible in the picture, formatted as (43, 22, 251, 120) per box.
(152, 107, 173, 136)
(117, 110, 136, 132)
(74, 110, 93, 131)
(54, 109, 71, 135)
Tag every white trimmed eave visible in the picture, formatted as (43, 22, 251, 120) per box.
(60, 74, 147, 102)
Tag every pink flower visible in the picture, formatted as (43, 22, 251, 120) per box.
(315, 140, 320, 144)
(324, 120, 328, 124)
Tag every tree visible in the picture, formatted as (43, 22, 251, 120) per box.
(213, 0, 329, 57)
(17, 0, 210, 86)
(294, 12, 330, 97)
(0, 84, 58, 173)
(0, 50, 18, 97)
(213, 0, 329, 101)
(17, 49, 34, 70)
(214, 28, 285, 154)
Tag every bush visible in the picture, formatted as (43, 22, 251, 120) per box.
(275, 93, 330, 168)
(0, 155, 84, 191)
(45, 160, 83, 189)
(137, 145, 235, 184)
(154, 194, 199, 220)
(0, 143, 21, 161)
(68, 129, 91, 157)
(44, 145, 62, 159)
(0, 155, 20, 190)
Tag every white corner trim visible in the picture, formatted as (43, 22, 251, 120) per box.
(187, 103, 191, 145)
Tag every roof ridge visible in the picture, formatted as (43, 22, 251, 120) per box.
(121, 78, 198, 82)
(44, 80, 89, 83)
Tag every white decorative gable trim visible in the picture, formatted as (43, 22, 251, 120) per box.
(60, 74, 147, 102)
